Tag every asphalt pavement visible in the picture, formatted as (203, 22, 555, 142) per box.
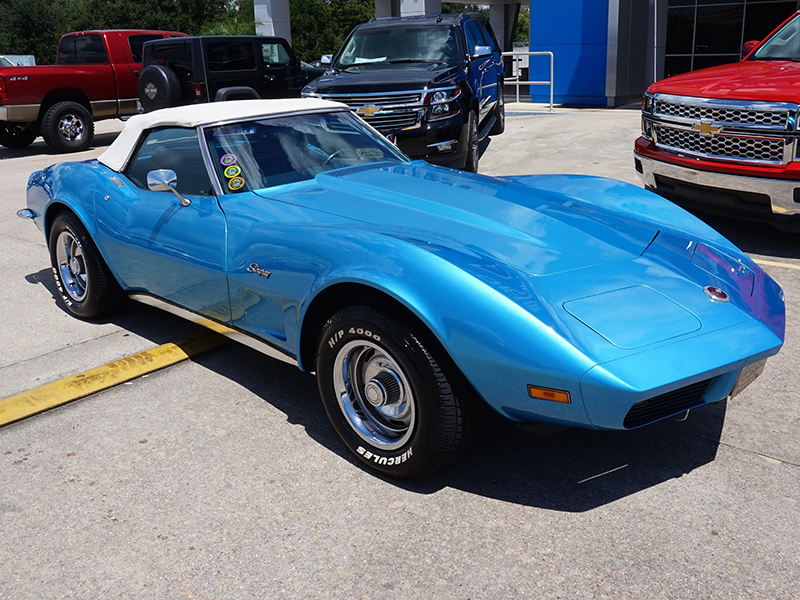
(0, 105, 798, 599)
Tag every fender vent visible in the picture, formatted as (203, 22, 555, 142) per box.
(623, 378, 713, 428)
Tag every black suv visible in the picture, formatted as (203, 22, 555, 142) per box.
(138, 36, 310, 111)
(302, 13, 504, 172)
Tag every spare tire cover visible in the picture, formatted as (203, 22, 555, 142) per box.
(138, 65, 181, 112)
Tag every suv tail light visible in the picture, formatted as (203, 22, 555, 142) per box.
(0, 76, 7, 100)
(194, 82, 205, 100)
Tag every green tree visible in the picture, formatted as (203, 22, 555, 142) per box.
(0, 0, 66, 64)
(328, 0, 374, 48)
(202, 0, 258, 35)
(290, 0, 339, 62)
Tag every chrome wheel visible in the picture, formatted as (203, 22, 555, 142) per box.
(55, 229, 88, 302)
(333, 339, 415, 450)
(58, 113, 85, 143)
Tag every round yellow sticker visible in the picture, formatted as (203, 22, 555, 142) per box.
(228, 177, 245, 191)
(224, 165, 241, 178)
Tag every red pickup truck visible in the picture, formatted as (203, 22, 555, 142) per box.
(635, 12, 800, 231)
(0, 29, 185, 153)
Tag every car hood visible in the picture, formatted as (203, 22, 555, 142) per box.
(254, 162, 658, 277)
(649, 60, 800, 102)
(305, 64, 462, 94)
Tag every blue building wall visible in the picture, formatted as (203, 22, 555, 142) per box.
(529, 0, 610, 105)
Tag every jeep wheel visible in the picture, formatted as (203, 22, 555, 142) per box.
(317, 306, 467, 478)
(41, 102, 94, 153)
(0, 122, 36, 148)
(138, 65, 182, 112)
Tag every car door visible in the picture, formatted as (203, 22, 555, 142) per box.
(259, 40, 303, 98)
(204, 39, 261, 100)
(93, 126, 231, 322)
(464, 20, 500, 123)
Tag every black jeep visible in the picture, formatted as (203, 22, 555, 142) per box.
(138, 36, 314, 111)
(302, 13, 505, 172)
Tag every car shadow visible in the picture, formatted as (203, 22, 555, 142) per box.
(186, 340, 725, 513)
(0, 131, 122, 159)
(687, 209, 800, 260)
(25, 266, 726, 512)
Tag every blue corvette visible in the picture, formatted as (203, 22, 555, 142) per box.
(20, 99, 785, 478)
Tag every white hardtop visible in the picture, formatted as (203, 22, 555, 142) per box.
(98, 98, 347, 172)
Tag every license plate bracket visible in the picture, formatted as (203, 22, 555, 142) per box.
(730, 359, 767, 398)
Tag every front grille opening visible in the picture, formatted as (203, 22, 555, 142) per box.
(623, 379, 713, 429)
(653, 174, 773, 213)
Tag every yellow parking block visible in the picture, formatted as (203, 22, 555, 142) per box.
(0, 331, 229, 427)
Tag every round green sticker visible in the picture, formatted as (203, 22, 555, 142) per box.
(224, 165, 241, 178)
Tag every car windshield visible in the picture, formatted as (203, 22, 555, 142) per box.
(337, 25, 461, 70)
(0, 55, 14, 67)
(752, 14, 800, 61)
(203, 110, 409, 193)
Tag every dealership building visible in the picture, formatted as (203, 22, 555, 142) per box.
(255, 0, 800, 106)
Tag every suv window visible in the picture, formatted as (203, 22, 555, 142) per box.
(125, 127, 213, 196)
(128, 34, 164, 63)
(338, 25, 462, 67)
(58, 35, 108, 65)
(262, 42, 291, 67)
(464, 22, 488, 55)
(143, 40, 194, 78)
(207, 41, 256, 72)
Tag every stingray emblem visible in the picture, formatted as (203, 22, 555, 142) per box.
(247, 263, 271, 279)
(692, 119, 724, 137)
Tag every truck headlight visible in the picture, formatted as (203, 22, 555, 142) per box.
(427, 87, 461, 122)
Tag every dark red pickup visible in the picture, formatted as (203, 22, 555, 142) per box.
(0, 29, 185, 153)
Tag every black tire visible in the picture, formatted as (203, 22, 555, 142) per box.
(490, 90, 505, 136)
(138, 65, 182, 112)
(317, 306, 467, 478)
(49, 212, 124, 319)
(0, 122, 36, 148)
(41, 102, 94, 153)
(463, 110, 480, 173)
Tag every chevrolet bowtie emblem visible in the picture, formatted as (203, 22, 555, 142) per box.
(356, 105, 381, 117)
(692, 120, 724, 136)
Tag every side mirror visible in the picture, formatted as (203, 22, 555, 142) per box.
(473, 46, 492, 59)
(742, 40, 760, 57)
(321, 54, 332, 66)
(147, 169, 191, 206)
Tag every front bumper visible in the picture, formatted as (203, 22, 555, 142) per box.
(635, 151, 800, 219)
(395, 121, 469, 168)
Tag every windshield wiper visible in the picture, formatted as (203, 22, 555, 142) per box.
(383, 59, 435, 64)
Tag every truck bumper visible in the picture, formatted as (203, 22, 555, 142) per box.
(635, 151, 800, 219)
(0, 104, 39, 123)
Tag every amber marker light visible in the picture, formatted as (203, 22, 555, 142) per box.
(527, 385, 571, 404)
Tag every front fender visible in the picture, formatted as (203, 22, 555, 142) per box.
(301, 230, 597, 426)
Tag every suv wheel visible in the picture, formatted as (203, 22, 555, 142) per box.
(463, 110, 479, 173)
(490, 90, 505, 136)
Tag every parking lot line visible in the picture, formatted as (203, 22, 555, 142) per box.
(0, 331, 229, 427)
(754, 258, 800, 271)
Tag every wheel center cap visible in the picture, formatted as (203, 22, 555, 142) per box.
(69, 257, 81, 274)
(365, 380, 387, 406)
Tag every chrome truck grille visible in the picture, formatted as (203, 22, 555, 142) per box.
(308, 90, 425, 133)
(642, 93, 800, 166)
